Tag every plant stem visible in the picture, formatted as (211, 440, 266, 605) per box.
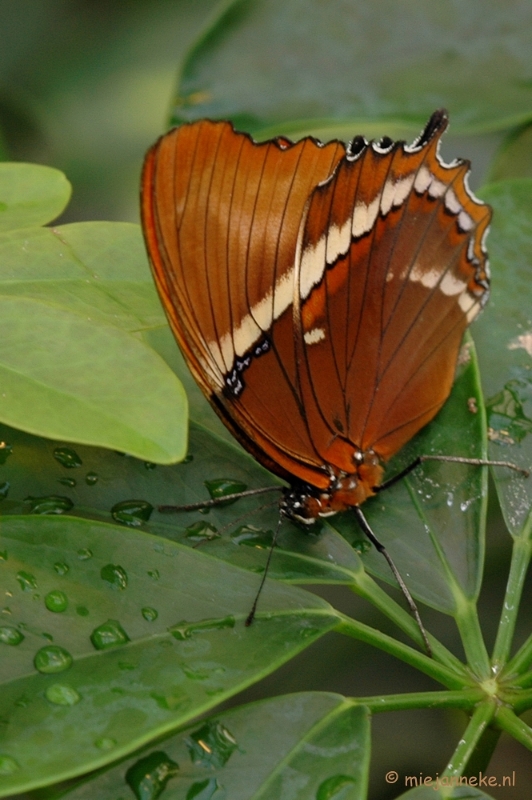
(503, 634, 532, 679)
(353, 688, 484, 714)
(453, 599, 491, 678)
(336, 614, 470, 689)
(350, 572, 467, 676)
(443, 700, 497, 777)
(492, 536, 532, 669)
(495, 706, 532, 750)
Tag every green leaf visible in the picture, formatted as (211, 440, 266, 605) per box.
(174, 0, 532, 137)
(0, 163, 71, 231)
(43, 693, 370, 800)
(0, 516, 338, 796)
(0, 296, 186, 463)
(474, 179, 532, 537)
(488, 123, 532, 184)
(0, 222, 165, 332)
(398, 786, 497, 799)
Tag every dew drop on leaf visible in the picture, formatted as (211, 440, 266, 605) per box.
(58, 477, 76, 488)
(45, 683, 81, 706)
(76, 605, 89, 617)
(111, 500, 153, 527)
(85, 471, 98, 485)
(45, 590, 68, 612)
(54, 561, 69, 576)
(204, 478, 247, 507)
(316, 774, 357, 800)
(90, 619, 130, 650)
(0, 481, 9, 500)
(94, 737, 116, 751)
(169, 616, 235, 640)
(77, 548, 93, 560)
(53, 447, 82, 468)
(142, 607, 158, 622)
(0, 442, 13, 465)
(0, 626, 24, 645)
(186, 720, 237, 768)
(34, 645, 73, 673)
(230, 525, 274, 549)
(0, 755, 19, 775)
(185, 777, 225, 800)
(16, 571, 37, 591)
(25, 495, 74, 515)
(0, 549, 7, 561)
(125, 751, 179, 800)
(185, 521, 219, 543)
(144, 461, 157, 470)
(147, 569, 160, 581)
(100, 564, 128, 590)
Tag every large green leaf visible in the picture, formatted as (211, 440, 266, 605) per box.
(488, 124, 532, 184)
(474, 179, 532, 538)
(0, 517, 338, 796)
(0, 163, 71, 232)
(0, 337, 487, 616)
(45, 693, 370, 800)
(174, 0, 532, 137)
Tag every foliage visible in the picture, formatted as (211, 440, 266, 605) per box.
(1, 1, 532, 799)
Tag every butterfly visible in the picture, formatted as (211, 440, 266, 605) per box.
(141, 110, 499, 645)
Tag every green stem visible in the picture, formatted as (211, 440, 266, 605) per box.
(508, 671, 532, 690)
(336, 614, 471, 690)
(503, 634, 532, 679)
(492, 536, 532, 669)
(443, 700, 497, 777)
(353, 688, 484, 714)
(350, 572, 467, 675)
(453, 599, 491, 678)
(495, 706, 532, 750)
(507, 689, 532, 716)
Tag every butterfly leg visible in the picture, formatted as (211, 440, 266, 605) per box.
(158, 485, 282, 512)
(373, 455, 528, 495)
(353, 505, 432, 657)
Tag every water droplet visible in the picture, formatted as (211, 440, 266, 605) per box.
(58, 477, 76, 488)
(45, 590, 68, 613)
(142, 607, 158, 622)
(150, 690, 186, 710)
(45, 683, 81, 706)
(183, 665, 211, 681)
(100, 564, 128, 590)
(111, 499, 153, 527)
(53, 447, 82, 468)
(16, 570, 37, 591)
(34, 645, 73, 673)
(0, 755, 19, 775)
(144, 461, 157, 470)
(85, 471, 98, 485)
(118, 661, 136, 671)
(0, 549, 7, 561)
(183, 453, 194, 464)
(0, 442, 13, 465)
(94, 737, 116, 751)
(316, 774, 357, 800)
(25, 495, 74, 515)
(0, 481, 9, 500)
(186, 778, 225, 800)
(230, 525, 273, 549)
(185, 521, 219, 543)
(147, 569, 159, 580)
(77, 548, 93, 560)
(350, 538, 371, 555)
(169, 616, 235, 640)
(0, 626, 24, 645)
(90, 619, 130, 650)
(186, 720, 237, 768)
(76, 605, 89, 616)
(204, 478, 247, 507)
(125, 751, 179, 800)
(54, 561, 69, 576)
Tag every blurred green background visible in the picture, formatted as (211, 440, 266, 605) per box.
(1, 1, 531, 798)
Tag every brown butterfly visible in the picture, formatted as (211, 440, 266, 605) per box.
(141, 110, 519, 648)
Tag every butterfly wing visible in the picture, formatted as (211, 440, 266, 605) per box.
(294, 110, 491, 468)
(141, 120, 346, 487)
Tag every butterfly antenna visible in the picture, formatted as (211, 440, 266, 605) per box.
(158, 485, 282, 513)
(353, 506, 432, 657)
(245, 509, 283, 627)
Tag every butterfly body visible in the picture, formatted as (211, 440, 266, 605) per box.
(141, 110, 491, 522)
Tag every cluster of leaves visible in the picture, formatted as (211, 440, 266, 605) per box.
(1, 1, 532, 799)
